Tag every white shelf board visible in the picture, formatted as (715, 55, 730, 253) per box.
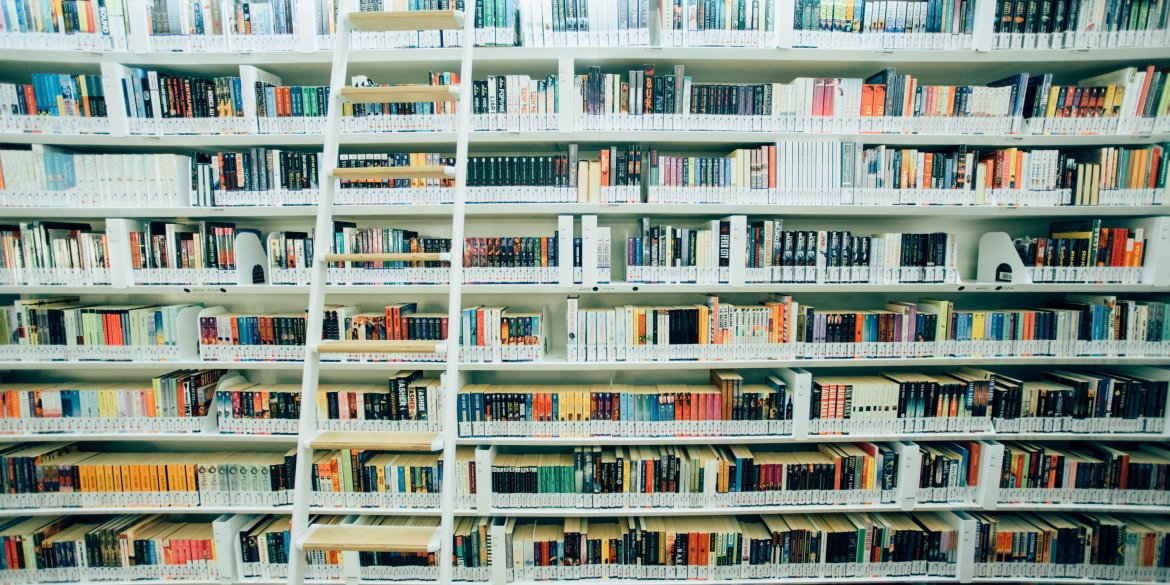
(3, 130, 1168, 148)
(457, 432, 1169, 446)
(506, 578, 960, 585)
(0, 432, 297, 444)
(0, 505, 287, 517)
(0, 360, 449, 370)
(3, 430, 1162, 447)
(2, 203, 1166, 219)
(1, 282, 1166, 296)
(994, 503, 1170, 514)
(0, 354, 1167, 371)
(0, 505, 446, 517)
(477, 502, 969, 517)
(2, 44, 1167, 65)
(972, 580, 1165, 585)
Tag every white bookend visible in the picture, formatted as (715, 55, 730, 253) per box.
(581, 215, 599, 287)
(774, 0, 794, 48)
(475, 445, 496, 513)
(1137, 216, 1169, 285)
(566, 295, 580, 362)
(105, 218, 141, 288)
(558, 57, 575, 132)
(975, 441, 1004, 510)
(971, 0, 997, 51)
(773, 367, 810, 438)
(165, 154, 194, 208)
(234, 231, 269, 285)
(341, 516, 366, 582)
(724, 215, 747, 286)
(212, 513, 256, 583)
(954, 511, 979, 582)
(895, 441, 922, 511)
(558, 215, 574, 285)
(124, 0, 150, 52)
(98, 62, 131, 136)
(975, 232, 1033, 284)
(490, 517, 513, 585)
(240, 66, 284, 134)
(296, 0, 318, 51)
(171, 305, 206, 360)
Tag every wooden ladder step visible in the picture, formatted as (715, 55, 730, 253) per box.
(333, 165, 454, 180)
(323, 252, 449, 262)
(340, 85, 458, 103)
(308, 430, 442, 451)
(314, 339, 445, 354)
(347, 9, 464, 31)
(300, 524, 439, 553)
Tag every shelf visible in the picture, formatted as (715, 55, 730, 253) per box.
(0, 432, 297, 444)
(0, 282, 1165, 296)
(0, 505, 446, 517)
(993, 503, 1170, 514)
(0, 354, 1166, 371)
(478, 502, 966, 517)
(0, 505, 288, 517)
(0, 203, 1165, 220)
(3, 500, 1169, 519)
(2, 130, 1168, 148)
(505, 578, 959, 585)
(1, 430, 1163, 447)
(1, 44, 1166, 67)
(457, 432, 1170, 446)
(2, 430, 1164, 447)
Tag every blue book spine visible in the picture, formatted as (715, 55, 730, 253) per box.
(231, 76, 243, 116)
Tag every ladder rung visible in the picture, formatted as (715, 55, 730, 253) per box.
(323, 252, 449, 262)
(347, 9, 464, 31)
(300, 524, 440, 553)
(308, 430, 442, 451)
(340, 85, 458, 103)
(333, 165, 454, 180)
(314, 339, 446, 354)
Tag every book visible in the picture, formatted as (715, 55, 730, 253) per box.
(0, 514, 220, 580)
(0, 442, 296, 508)
(504, 512, 959, 580)
(0, 221, 111, 286)
(0, 369, 226, 434)
(489, 442, 900, 509)
(457, 371, 792, 438)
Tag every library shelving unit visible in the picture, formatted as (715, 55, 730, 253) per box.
(2, 0, 1170, 584)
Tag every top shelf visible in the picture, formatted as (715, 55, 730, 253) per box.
(2, 45, 1168, 68)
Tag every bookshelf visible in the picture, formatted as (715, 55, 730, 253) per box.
(1, 0, 1170, 583)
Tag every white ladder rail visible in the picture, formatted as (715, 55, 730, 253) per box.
(287, 0, 355, 583)
(437, 4, 476, 583)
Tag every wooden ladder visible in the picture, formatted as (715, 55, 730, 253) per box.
(286, 5, 473, 585)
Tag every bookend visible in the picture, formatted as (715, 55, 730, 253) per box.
(975, 231, 1033, 285)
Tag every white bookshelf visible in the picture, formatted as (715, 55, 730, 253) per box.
(4, 130, 1170, 147)
(1, 0, 1170, 582)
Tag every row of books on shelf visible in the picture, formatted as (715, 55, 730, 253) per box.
(0, 213, 1088, 287)
(1, 366, 1165, 438)
(1, 437, 1169, 511)
(8, 0, 1170, 52)
(1, 294, 1169, 362)
(196, 303, 547, 362)
(565, 294, 1170, 362)
(7, 64, 1170, 138)
(785, 0, 975, 50)
(4, 141, 1167, 209)
(3, 511, 1170, 584)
